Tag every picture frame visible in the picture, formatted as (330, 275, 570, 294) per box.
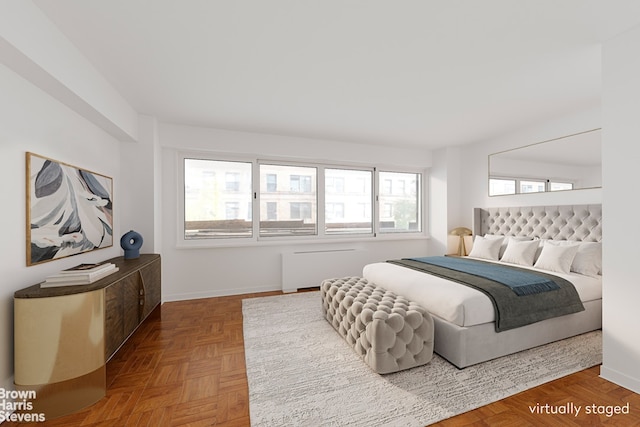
(26, 152, 113, 266)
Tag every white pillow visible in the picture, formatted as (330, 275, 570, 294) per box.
(500, 239, 540, 266)
(469, 235, 503, 260)
(543, 240, 603, 277)
(571, 242, 602, 277)
(534, 241, 580, 274)
(484, 234, 532, 258)
(533, 239, 545, 263)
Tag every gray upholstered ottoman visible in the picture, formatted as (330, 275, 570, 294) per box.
(321, 276, 434, 374)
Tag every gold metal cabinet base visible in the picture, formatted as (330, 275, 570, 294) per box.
(14, 291, 105, 385)
(14, 366, 105, 420)
(13, 290, 106, 419)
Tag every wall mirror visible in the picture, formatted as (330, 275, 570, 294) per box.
(488, 128, 602, 196)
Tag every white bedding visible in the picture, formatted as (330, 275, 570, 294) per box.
(362, 256, 602, 328)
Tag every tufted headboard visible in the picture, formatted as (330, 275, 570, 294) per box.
(473, 204, 602, 242)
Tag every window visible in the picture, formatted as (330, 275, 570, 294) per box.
(326, 203, 344, 220)
(378, 171, 421, 233)
(325, 168, 373, 235)
(489, 178, 516, 196)
(550, 182, 573, 191)
(357, 203, 370, 218)
(490, 177, 575, 196)
(266, 202, 277, 220)
(382, 179, 392, 195)
(183, 158, 252, 239)
(326, 176, 345, 193)
(382, 203, 393, 219)
(290, 175, 312, 192)
(266, 174, 277, 192)
(290, 202, 313, 219)
(520, 180, 545, 194)
(225, 202, 240, 219)
(181, 154, 424, 243)
(260, 164, 317, 237)
(225, 172, 241, 192)
(397, 180, 406, 195)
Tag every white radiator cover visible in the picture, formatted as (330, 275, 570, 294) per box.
(281, 249, 369, 292)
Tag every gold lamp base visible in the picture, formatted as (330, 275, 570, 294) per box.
(449, 227, 472, 256)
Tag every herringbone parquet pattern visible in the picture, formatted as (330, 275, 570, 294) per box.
(5, 290, 639, 426)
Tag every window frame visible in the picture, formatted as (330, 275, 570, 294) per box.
(323, 166, 374, 236)
(177, 151, 427, 247)
(377, 169, 423, 234)
(489, 175, 576, 196)
(181, 155, 255, 241)
(518, 179, 546, 194)
(258, 160, 319, 239)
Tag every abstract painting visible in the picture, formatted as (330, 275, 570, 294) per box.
(26, 152, 113, 266)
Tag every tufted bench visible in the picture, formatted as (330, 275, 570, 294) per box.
(321, 276, 434, 374)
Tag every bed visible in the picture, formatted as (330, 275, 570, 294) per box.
(362, 204, 602, 368)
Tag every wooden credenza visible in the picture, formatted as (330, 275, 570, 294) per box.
(103, 255, 161, 360)
(14, 254, 161, 419)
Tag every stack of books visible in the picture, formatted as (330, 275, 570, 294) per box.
(41, 262, 119, 288)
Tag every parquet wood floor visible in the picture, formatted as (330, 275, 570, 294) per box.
(5, 290, 639, 426)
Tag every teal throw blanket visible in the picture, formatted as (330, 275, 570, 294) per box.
(408, 256, 559, 296)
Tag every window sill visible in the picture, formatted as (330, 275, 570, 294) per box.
(175, 232, 431, 250)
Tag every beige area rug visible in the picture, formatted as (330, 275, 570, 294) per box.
(242, 292, 602, 427)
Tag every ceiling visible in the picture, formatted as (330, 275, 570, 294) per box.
(33, 1, 640, 149)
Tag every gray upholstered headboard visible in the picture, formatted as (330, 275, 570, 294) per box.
(473, 204, 602, 242)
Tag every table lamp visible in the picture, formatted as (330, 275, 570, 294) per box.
(449, 227, 472, 256)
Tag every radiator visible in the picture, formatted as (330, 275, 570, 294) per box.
(281, 249, 369, 292)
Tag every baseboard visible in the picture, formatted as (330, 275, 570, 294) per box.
(163, 284, 281, 302)
(600, 365, 640, 394)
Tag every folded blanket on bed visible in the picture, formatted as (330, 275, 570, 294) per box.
(408, 256, 559, 296)
(387, 256, 585, 332)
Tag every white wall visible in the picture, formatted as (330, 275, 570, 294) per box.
(600, 23, 640, 393)
(429, 146, 465, 255)
(0, 63, 123, 392)
(0, 0, 138, 142)
(458, 106, 602, 227)
(119, 115, 162, 254)
(0, 1, 141, 394)
(159, 123, 433, 301)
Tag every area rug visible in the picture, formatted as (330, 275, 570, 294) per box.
(243, 292, 602, 427)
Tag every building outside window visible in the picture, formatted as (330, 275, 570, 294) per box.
(326, 176, 345, 193)
(326, 203, 345, 220)
(260, 164, 317, 236)
(183, 158, 253, 238)
(325, 168, 372, 235)
(290, 175, 312, 193)
(182, 155, 423, 241)
(489, 178, 516, 195)
(225, 202, 240, 219)
(520, 180, 545, 193)
(225, 172, 241, 192)
(290, 202, 313, 220)
(266, 202, 277, 220)
(378, 171, 421, 232)
(382, 179, 392, 195)
(266, 174, 277, 192)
